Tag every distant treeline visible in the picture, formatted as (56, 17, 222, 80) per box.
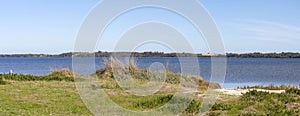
(0, 51, 299, 58)
(226, 52, 300, 58)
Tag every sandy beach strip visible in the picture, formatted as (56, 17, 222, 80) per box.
(214, 88, 285, 96)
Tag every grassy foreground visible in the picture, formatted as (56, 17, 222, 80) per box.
(0, 79, 299, 115)
(0, 69, 91, 115)
(0, 81, 92, 115)
(0, 61, 299, 115)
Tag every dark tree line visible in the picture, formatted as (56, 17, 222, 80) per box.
(226, 52, 300, 58)
(0, 51, 299, 58)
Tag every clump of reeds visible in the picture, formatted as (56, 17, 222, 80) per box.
(94, 56, 221, 89)
(95, 56, 138, 78)
(48, 68, 75, 78)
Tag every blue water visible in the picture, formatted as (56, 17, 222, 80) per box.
(0, 57, 299, 88)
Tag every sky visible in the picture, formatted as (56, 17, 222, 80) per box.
(0, 0, 299, 54)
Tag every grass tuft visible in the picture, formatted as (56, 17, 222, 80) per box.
(48, 68, 75, 77)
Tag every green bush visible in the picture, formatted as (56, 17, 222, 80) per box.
(0, 76, 6, 85)
(211, 103, 232, 111)
(286, 87, 300, 95)
(208, 90, 300, 115)
(133, 94, 173, 109)
(184, 99, 202, 113)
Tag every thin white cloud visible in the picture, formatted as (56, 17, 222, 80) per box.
(234, 20, 300, 44)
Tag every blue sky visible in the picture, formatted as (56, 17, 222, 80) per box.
(0, 0, 299, 54)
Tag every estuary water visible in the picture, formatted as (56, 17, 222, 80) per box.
(0, 57, 299, 88)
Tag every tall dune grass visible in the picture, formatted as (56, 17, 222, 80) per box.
(94, 57, 221, 89)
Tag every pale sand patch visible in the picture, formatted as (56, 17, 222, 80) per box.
(214, 88, 285, 96)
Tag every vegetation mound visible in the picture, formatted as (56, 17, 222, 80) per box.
(48, 68, 75, 77)
(0, 74, 74, 82)
(0, 69, 77, 82)
(209, 89, 300, 115)
(286, 87, 300, 95)
(94, 57, 221, 90)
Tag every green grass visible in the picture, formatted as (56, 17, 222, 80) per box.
(0, 74, 74, 82)
(0, 61, 221, 115)
(0, 60, 298, 115)
(0, 68, 77, 82)
(286, 87, 300, 95)
(209, 90, 300, 116)
(1, 76, 299, 115)
(0, 81, 92, 116)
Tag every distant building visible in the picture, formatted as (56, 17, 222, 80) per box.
(9, 69, 13, 75)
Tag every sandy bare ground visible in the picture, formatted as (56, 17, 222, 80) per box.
(214, 88, 285, 96)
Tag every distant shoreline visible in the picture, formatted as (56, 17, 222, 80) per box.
(0, 51, 300, 58)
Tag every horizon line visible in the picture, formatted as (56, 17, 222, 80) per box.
(0, 51, 299, 55)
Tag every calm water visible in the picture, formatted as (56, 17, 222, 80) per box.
(0, 57, 299, 88)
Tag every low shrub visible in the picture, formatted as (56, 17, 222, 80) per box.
(0, 69, 76, 82)
(48, 68, 74, 77)
(208, 90, 300, 115)
(184, 99, 202, 113)
(0, 76, 6, 85)
(286, 87, 300, 95)
(133, 94, 173, 109)
(211, 103, 232, 111)
(0, 74, 74, 82)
